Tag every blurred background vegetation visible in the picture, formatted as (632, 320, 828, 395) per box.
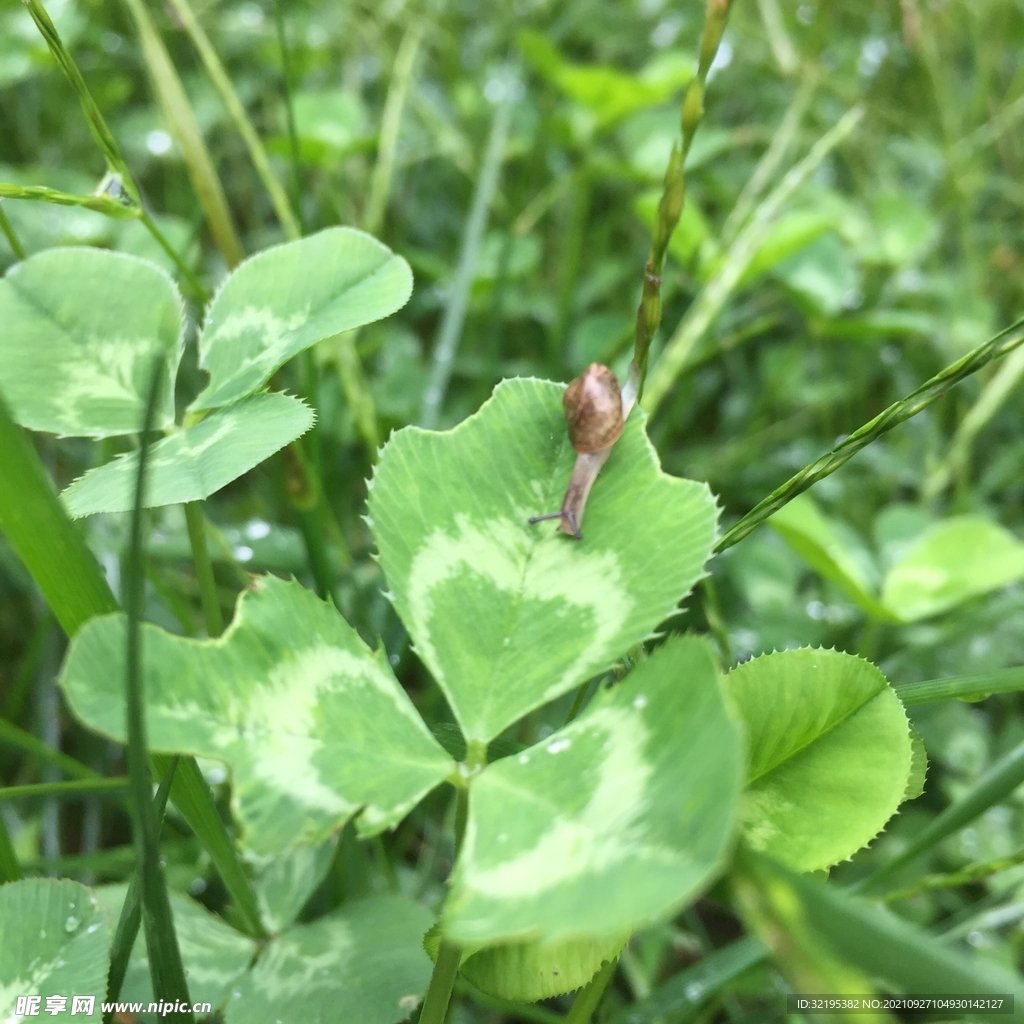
(3, 0, 1024, 1016)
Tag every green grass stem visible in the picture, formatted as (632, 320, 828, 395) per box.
(0, 816, 21, 882)
(0, 719, 100, 781)
(644, 104, 864, 413)
(183, 501, 225, 637)
(0, 202, 27, 259)
(418, 940, 462, 1024)
(420, 78, 515, 427)
(105, 757, 179, 1016)
(565, 956, 618, 1024)
(894, 667, 1024, 705)
(120, 0, 244, 267)
(272, 0, 304, 234)
(124, 362, 193, 1021)
(163, 0, 300, 240)
(364, 20, 424, 235)
(0, 777, 129, 802)
(714, 313, 1024, 554)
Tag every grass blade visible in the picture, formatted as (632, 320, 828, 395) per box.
(0, 719, 100, 781)
(0, 391, 119, 638)
(0, 816, 21, 882)
(0, 201, 27, 259)
(606, 937, 766, 1024)
(119, 0, 244, 267)
(153, 752, 265, 938)
(643, 105, 864, 413)
(852, 739, 1024, 895)
(420, 78, 515, 428)
(0, 778, 128, 801)
(894, 667, 1024, 706)
(124, 361, 193, 1021)
(105, 757, 178, 1016)
(183, 502, 225, 637)
(162, 0, 300, 240)
(714, 314, 1024, 553)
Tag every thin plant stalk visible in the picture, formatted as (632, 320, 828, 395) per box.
(183, 502, 225, 637)
(631, 0, 735, 392)
(755, 0, 798, 77)
(718, 70, 817, 246)
(713, 313, 1024, 553)
(334, 330, 381, 456)
(273, 0, 304, 234)
(0, 719, 99, 782)
(0, 202, 26, 259)
(418, 940, 462, 1024)
(364, 19, 425, 235)
(922, 342, 1024, 500)
(124, 362, 194, 1020)
(162, 0, 301, 239)
(0, 777, 128, 801)
(643, 105, 864, 414)
(894, 666, 1024, 706)
(106, 758, 179, 1017)
(565, 956, 618, 1024)
(120, 0, 244, 267)
(420, 79, 516, 428)
(19, 0, 205, 299)
(881, 847, 1024, 905)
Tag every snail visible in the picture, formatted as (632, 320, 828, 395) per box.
(529, 362, 637, 540)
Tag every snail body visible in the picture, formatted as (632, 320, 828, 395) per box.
(529, 363, 635, 540)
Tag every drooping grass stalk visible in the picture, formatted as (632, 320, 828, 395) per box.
(272, 0, 304, 234)
(0, 202, 26, 259)
(894, 666, 1024, 706)
(852, 738, 1024, 896)
(643, 105, 864, 413)
(281, 442, 341, 601)
(0, 777, 129, 802)
(922, 342, 1024, 500)
(183, 502, 225, 637)
(119, 0, 243, 267)
(163, 0, 301, 240)
(420, 77, 516, 428)
(124, 362, 194, 1020)
(0, 719, 100, 781)
(364, 20, 425, 236)
(19, 0, 205, 299)
(105, 757, 179, 1017)
(565, 956, 618, 1024)
(0, 393, 120, 638)
(713, 313, 1024, 553)
(631, 0, 735, 393)
(0, 817, 20, 882)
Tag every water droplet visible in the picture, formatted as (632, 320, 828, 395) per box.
(497, 833, 508, 843)
(632, 694, 648, 709)
(398, 996, 420, 1010)
(517, 753, 530, 764)
(232, 990, 242, 1000)
(685, 982, 704, 1002)
(40, 929, 47, 938)
(502, 637, 510, 646)
(546, 737, 571, 755)
(65, 916, 80, 932)
(86, 923, 100, 934)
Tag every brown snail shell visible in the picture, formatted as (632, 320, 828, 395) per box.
(562, 363, 624, 454)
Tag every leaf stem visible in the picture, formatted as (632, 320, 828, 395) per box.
(714, 314, 1024, 554)
(0, 202, 26, 259)
(0, 816, 20, 882)
(418, 940, 462, 1024)
(565, 955, 618, 1024)
(0, 718, 100, 781)
(183, 501, 225, 637)
(138, 211, 208, 304)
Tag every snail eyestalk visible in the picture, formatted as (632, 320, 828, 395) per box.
(529, 363, 638, 541)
